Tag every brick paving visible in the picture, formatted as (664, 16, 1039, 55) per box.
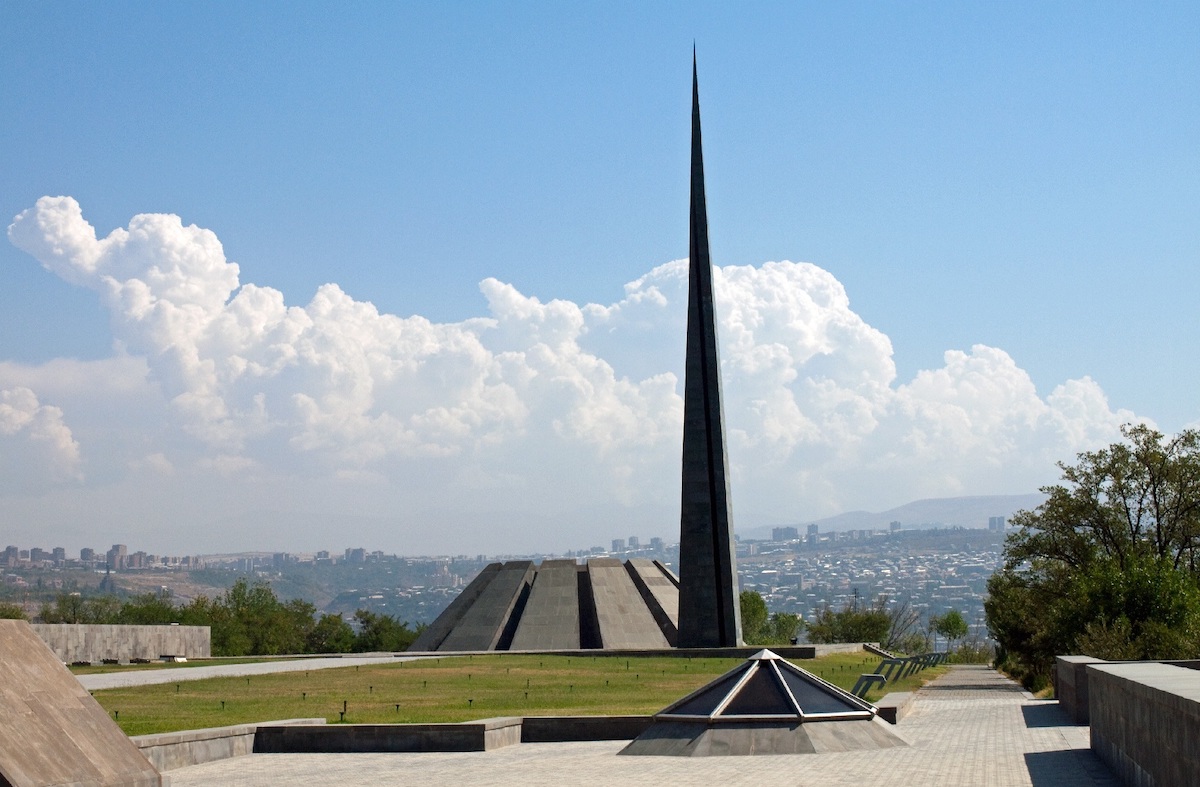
(167, 665, 1119, 786)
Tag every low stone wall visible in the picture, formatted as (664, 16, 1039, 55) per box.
(1055, 655, 1105, 724)
(254, 717, 524, 753)
(1055, 656, 1200, 725)
(133, 718, 324, 771)
(32, 624, 211, 663)
(1088, 662, 1200, 787)
(521, 715, 652, 742)
(874, 691, 916, 725)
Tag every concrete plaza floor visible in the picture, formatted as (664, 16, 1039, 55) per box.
(166, 665, 1120, 786)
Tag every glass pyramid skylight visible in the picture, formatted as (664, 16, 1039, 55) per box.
(657, 649, 876, 722)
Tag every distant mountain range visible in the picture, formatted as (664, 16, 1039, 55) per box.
(740, 493, 1046, 540)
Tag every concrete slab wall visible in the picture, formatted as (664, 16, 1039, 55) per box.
(30, 624, 210, 664)
(409, 563, 502, 652)
(588, 558, 670, 649)
(0, 620, 161, 787)
(1055, 655, 1105, 724)
(521, 716, 652, 742)
(624, 559, 679, 646)
(509, 559, 580, 650)
(133, 718, 325, 771)
(438, 561, 534, 651)
(1089, 662, 1200, 787)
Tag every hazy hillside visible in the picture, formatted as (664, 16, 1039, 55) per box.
(740, 493, 1046, 540)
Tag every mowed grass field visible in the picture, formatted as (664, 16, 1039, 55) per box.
(92, 652, 946, 736)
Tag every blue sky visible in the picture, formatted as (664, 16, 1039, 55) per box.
(1, 3, 1197, 555)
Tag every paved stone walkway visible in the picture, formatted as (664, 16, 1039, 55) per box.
(167, 665, 1119, 786)
(78, 655, 432, 691)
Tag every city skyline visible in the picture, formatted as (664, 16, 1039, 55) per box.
(2, 5, 1197, 555)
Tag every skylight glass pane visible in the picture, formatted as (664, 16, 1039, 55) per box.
(719, 666, 795, 716)
(667, 667, 746, 716)
(779, 667, 863, 715)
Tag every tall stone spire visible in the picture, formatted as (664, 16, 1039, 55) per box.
(677, 53, 743, 648)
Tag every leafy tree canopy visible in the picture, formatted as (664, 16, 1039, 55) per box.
(987, 425, 1200, 689)
(739, 590, 803, 646)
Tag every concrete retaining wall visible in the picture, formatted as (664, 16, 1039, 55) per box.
(32, 624, 211, 663)
(133, 718, 324, 771)
(521, 715, 652, 742)
(1088, 662, 1200, 787)
(874, 691, 916, 725)
(1055, 656, 1200, 725)
(254, 717, 524, 753)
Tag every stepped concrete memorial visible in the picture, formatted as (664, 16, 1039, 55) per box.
(410, 559, 679, 651)
(0, 620, 162, 786)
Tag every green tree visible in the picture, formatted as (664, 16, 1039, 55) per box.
(307, 613, 355, 653)
(986, 425, 1200, 689)
(39, 593, 120, 624)
(739, 591, 769, 644)
(931, 609, 968, 650)
(117, 592, 178, 625)
(0, 601, 28, 620)
(806, 599, 890, 644)
(762, 611, 803, 645)
(739, 590, 803, 645)
(352, 609, 418, 652)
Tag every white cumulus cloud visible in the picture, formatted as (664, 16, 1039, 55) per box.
(0, 386, 82, 490)
(4, 196, 1143, 549)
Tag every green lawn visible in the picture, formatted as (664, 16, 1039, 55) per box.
(93, 651, 947, 736)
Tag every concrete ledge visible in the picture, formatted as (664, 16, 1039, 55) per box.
(254, 717, 524, 753)
(133, 718, 325, 771)
(1055, 655, 1105, 724)
(1088, 662, 1200, 787)
(1055, 656, 1200, 725)
(521, 716, 652, 742)
(874, 692, 915, 725)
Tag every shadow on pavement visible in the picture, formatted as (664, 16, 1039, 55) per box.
(922, 683, 1024, 693)
(1021, 701, 1073, 728)
(1024, 750, 1119, 786)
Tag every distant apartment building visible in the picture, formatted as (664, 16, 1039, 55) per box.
(649, 537, 664, 551)
(29, 547, 51, 563)
(772, 526, 799, 542)
(628, 536, 640, 549)
(806, 524, 819, 545)
(345, 548, 366, 563)
(988, 516, 1006, 531)
(890, 521, 902, 533)
(107, 544, 127, 570)
(80, 547, 95, 563)
(52, 547, 66, 563)
(611, 538, 626, 553)
(2, 546, 18, 567)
